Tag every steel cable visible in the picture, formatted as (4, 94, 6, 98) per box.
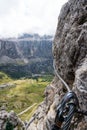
(53, 60, 71, 92)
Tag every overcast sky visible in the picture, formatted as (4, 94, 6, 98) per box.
(0, 0, 68, 38)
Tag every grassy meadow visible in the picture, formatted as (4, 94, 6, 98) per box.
(0, 72, 53, 121)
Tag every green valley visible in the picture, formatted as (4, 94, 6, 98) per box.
(0, 72, 53, 121)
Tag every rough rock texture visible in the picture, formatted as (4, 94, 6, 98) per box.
(0, 106, 26, 130)
(27, 0, 87, 129)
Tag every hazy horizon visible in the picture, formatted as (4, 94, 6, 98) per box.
(0, 0, 68, 38)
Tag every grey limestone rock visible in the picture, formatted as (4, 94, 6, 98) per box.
(28, 0, 87, 129)
(0, 107, 26, 130)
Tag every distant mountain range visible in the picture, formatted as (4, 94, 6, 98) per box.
(0, 34, 53, 78)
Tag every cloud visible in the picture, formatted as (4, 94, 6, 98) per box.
(0, 0, 20, 16)
(0, 0, 68, 37)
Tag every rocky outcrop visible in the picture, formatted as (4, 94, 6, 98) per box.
(0, 34, 53, 78)
(27, 0, 87, 129)
(0, 83, 16, 89)
(0, 106, 26, 130)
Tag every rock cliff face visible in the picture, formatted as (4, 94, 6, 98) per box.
(28, 0, 87, 129)
(0, 34, 53, 78)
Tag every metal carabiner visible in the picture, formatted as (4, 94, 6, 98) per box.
(52, 91, 79, 130)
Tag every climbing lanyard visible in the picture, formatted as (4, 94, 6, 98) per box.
(52, 60, 87, 130)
